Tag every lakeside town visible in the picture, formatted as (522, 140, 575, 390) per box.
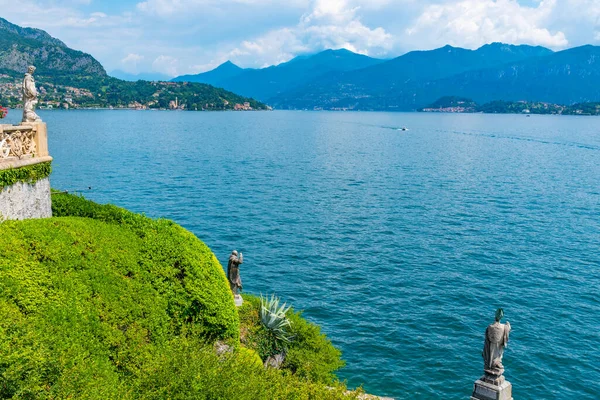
(419, 96, 600, 116)
(0, 75, 266, 111)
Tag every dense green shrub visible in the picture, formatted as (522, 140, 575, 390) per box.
(239, 294, 345, 384)
(0, 194, 355, 398)
(284, 309, 345, 384)
(0, 161, 52, 190)
(239, 295, 286, 360)
(127, 336, 356, 400)
(51, 193, 239, 341)
(237, 346, 264, 369)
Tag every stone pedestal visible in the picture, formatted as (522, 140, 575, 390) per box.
(234, 294, 243, 307)
(471, 376, 513, 400)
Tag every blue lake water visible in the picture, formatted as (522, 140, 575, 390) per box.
(7, 110, 599, 399)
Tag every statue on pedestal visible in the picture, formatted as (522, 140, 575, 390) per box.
(227, 250, 244, 306)
(483, 308, 511, 379)
(471, 309, 513, 400)
(22, 66, 42, 123)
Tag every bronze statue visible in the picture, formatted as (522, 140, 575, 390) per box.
(22, 66, 42, 123)
(482, 308, 511, 378)
(471, 309, 513, 400)
(227, 250, 243, 295)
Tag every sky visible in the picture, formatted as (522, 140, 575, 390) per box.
(2, 0, 599, 77)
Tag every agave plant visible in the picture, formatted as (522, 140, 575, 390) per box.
(260, 294, 293, 343)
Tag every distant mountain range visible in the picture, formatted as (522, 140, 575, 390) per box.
(109, 70, 172, 82)
(172, 49, 383, 101)
(0, 17, 266, 110)
(173, 43, 600, 110)
(3, 14, 600, 112)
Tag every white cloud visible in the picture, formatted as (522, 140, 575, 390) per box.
(120, 53, 145, 72)
(152, 55, 179, 76)
(225, 0, 394, 68)
(406, 0, 568, 50)
(3, 0, 600, 76)
(136, 0, 307, 17)
(122, 53, 144, 64)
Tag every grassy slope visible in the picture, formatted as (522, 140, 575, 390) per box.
(0, 194, 356, 399)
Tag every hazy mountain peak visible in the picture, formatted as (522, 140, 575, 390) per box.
(438, 44, 462, 52)
(475, 42, 553, 60)
(313, 48, 373, 59)
(322, 48, 354, 55)
(215, 61, 243, 71)
(109, 70, 172, 82)
(478, 42, 553, 52)
(171, 60, 245, 84)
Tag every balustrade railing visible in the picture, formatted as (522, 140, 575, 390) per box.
(0, 123, 49, 163)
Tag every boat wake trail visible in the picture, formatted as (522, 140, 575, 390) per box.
(449, 130, 600, 151)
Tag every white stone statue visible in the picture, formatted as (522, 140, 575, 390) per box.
(22, 66, 42, 123)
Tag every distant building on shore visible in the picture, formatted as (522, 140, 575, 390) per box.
(234, 102, 253, 111)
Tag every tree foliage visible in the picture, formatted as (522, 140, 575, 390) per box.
(0, 162, 51, 190)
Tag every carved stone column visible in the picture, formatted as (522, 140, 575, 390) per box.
(33, 122, 49, 157)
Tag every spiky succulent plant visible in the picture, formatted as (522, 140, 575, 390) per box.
(260, 295, 293, 343)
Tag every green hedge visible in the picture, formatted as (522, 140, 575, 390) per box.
(0, 161, 52, 190)
(0, 194, 239, 397)
(120, 335, 357, 400)
(0, 193, 357, 398)
(239, 294, 345, 384)
(51, 193, 239, 341)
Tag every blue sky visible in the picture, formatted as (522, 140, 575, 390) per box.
(2, 0, 599, 77)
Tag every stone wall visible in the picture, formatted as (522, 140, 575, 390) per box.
(0, 177, 52, 220)
(0, 122, 52, 221)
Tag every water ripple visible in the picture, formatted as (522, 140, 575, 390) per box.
(19, 110, 599, 400)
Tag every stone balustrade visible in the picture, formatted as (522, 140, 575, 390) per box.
(0, 122, 52, 171)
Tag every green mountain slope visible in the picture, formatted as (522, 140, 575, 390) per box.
(0, 18, 266, 110)
(172, 61, 246, 86)
(0, 17, 66, 47)
(0, 18, 106, 78)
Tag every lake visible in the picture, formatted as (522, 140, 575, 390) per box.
(7, 110, 599, 399)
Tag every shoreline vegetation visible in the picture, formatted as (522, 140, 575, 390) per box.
(5, 103, 600, 115)
(419, 96, 600, 116)
(0, 193, 374, 399)
(0, 76, 268, 111)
